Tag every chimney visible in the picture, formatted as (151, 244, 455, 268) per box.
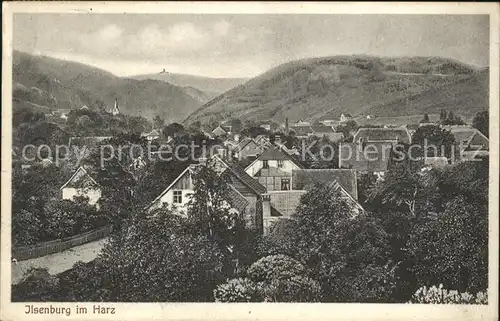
(261, 194, 271, 235)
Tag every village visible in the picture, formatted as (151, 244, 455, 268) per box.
(11, 95, 490, 305)
(7, 11, 492, 306)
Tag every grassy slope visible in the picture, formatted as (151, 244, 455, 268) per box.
(185, 55, 488, 125)
(12, 51, 202, 122)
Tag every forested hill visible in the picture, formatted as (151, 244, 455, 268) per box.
(184, 55, 488, 125)
(12, 50, 203, 122)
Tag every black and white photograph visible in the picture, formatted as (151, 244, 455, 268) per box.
(1, 2, 499, 320)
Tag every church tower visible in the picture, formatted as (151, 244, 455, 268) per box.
(112, 98, 120, 116)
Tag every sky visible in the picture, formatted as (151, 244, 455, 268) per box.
(13, 14, 490, 78)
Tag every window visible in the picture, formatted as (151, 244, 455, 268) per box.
(262, 160, 269, 169)
(281, 179, 290, 191)
(173, 190, 183, 204)
(277, 160, 284, 168)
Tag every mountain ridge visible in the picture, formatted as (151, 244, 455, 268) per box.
(12, 50, 204, 122)
(184, 54, 488, 125)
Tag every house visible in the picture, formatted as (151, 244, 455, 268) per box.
(260, 124, 271, 131)
(212, 125, 231, 137)
(401, 124, 420, 137)
(445, 127, 489, 161)
(319, 119, 339, 127)
(141, 129, 161, 141)
(353, 127, 411, 145)
(245, 147, 304, 191)
(233, 137, 267, 159)
(60, 166, 101, 206)
(293, 120, 311, 127)
(263, 168, 363, 234)
(80, 105, 89, 110)
(148, 155, 269, 232)
(338, 142, 395, 176)
(255, 135, 271, 146)
(290, 125, 314, 138)
(310, 125, 344, 142)
(340, 113, 353, 123)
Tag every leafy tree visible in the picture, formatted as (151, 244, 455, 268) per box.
(420, 113, 430, 123)
(163, 122, 184, 138)
(11, 268, 60, 302)
(357, 172, 378, 206)
(153, 115, 164, 130)
(290, 183, 396, 302)
(407, 196, 488, 293)
(336, 119, 358, 140)
(370, 162, 423, 217)
(411, 125, 456, 159)
(187, 166, 239, 251)
(441, 110, 465, 126)
(472, 110, 489, 137)
(230, 119, 243, 133)
(439, 109, 447, 121)
(214, 255, 322, 302)
(95, 209, 226, 301)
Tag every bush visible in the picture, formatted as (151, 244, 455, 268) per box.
(409, 284, 488, 304)
(215, 255, 322, 302)
(12, 268, 60, 301)
(213, 278, 262, 302)
(263, 275, 322, 302)
(246, 254, 307, 283)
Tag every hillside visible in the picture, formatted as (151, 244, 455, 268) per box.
(184, 55, 488, 125)
(132, 71, 248, 96)
(12, 51, 202, 122)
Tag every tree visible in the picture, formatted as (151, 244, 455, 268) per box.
(441, 110, 465, 126)
(153, 115, 164, 130)
(439, 110, 447, 121)
(214, 255, 322, 302)
(411, 125, 456, 159)
(95, 209, 227, 301)
(230, 119, 243, 133)
(290, 183, 396, 302)
(407, 196, 488, 293)
(336, 119, 358, 140)
(12, 268, 61, 302)
(420, 113, 430, 123)
(163, 123, 184, 138)
(472, 110, 489, 137)
(187, 166, 239, 251)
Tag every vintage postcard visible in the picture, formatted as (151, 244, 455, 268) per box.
(1, 1, 499, 321)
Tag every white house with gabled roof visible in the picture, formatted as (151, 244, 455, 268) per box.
(60, 166, 101, 206)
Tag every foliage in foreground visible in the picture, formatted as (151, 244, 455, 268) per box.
(409, 284, 488, 304)
(214, 255, 322, 302)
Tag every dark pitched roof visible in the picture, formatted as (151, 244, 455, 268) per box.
(353, 128, 411, 144)
(292, 169, 358, 200)
(226, 185, 250, 213)
(215, 156, 267, 195)
(291, 125, 314, 136)
(339, 142, 394, 172)
(60, 166, 100, 190)
(311, 125, 335, 133)
(256, 147, 304, 168)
